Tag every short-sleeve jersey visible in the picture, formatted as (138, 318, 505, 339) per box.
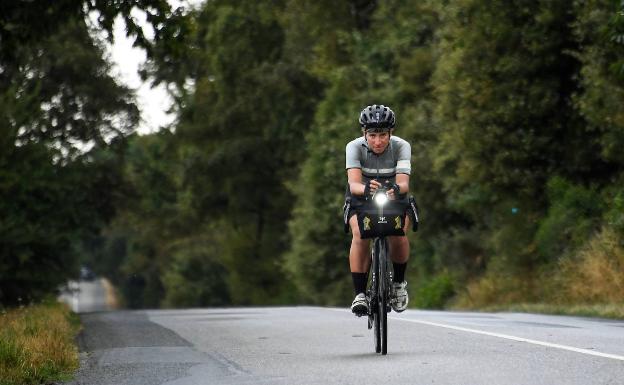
(345, 135, 411, 183)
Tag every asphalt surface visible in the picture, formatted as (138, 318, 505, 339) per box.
(63, 304, 624, 385)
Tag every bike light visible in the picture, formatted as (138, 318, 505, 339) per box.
(374, 191, 388, 206)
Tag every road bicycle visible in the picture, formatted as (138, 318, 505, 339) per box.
(344, 184, 419, 355)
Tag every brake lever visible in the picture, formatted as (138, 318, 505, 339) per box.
(343, 197, 351, 233)
(409, 196, 419, 232)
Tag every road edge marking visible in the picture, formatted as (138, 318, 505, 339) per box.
(391, 316, 624, 362)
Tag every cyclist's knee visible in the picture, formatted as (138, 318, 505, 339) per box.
(388, 235, 408, 245)
(388, 235, 409, 262)
(403, 215, 410, 233)
(349, 215, 362, 239)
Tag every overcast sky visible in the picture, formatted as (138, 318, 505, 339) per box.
(103, 1, 203, 134)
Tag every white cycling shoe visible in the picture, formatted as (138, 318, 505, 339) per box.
(392, 281, 408, 312)
(351, 293, 368, 317)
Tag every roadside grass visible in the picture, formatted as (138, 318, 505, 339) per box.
(451, 228, 624, 320)
(0, 301, 80, 385)
(556, 228, 624, 305)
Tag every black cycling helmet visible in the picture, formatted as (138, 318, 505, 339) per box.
(359, 104, 396, 131)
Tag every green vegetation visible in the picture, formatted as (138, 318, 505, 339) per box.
(0, 0, 185, 306)
(2, 0, 624, 317)
(0, 302, 80, 385)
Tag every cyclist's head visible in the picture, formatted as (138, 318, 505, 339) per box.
(359, 104, 396, 133)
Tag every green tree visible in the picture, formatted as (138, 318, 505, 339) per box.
(95, 132, 183, 308)
(432, 0, 591, 275)
(0, 17, 137, 305)
(0, 0, 191, 307)
(0, 0, 186, 64)
(121, 0, 321, 306)
(573, 0, 624, 167)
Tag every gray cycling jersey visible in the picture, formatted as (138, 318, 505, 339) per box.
(345, 136, 411, 183)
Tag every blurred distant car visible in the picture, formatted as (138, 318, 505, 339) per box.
(80, 266, 96, 281)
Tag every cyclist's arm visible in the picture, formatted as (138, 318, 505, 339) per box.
(347, 168, 366, 196)
(394, 137, 411, 194)
(346, 139, 372, 196)
(395, 173, 409, 194)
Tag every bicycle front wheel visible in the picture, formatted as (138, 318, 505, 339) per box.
(378, 239, 388, 355)
(371, 241, 381, 354)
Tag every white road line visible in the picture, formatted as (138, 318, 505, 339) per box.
(391, 316, 624, 362)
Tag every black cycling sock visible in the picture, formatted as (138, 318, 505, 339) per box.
(392, 262, 407, 283)
(351, 272, 368, 295)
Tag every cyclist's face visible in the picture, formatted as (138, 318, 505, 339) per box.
(365, 131, 391, 154)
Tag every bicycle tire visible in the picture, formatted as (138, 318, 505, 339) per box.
(379, 239, 388, 355)
(372, 241, 381, 353)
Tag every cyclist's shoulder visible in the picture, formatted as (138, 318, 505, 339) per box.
(391, 135, 411, 154)
(390, 135, 410, 146)
(346, 136, 366, 150)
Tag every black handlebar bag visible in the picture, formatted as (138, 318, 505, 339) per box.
(356, 200, 408, 239)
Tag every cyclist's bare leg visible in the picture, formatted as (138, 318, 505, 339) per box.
(349, 215, 371, 273)
(349, 215, 371, 315)
(388, 216, 410, 264)
(387, 217, 410, 311)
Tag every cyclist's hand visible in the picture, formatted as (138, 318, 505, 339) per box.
(364, 180, 381, 197)
(371, 180, 382, 191)
(387, 183, 400, 200)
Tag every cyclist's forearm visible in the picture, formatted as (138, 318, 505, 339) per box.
(395, 174, 409, 194)
(349, 182, 367, 196)
(395, 181, 409, 194)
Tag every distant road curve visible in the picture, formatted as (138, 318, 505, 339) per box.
(58, 278, 117, 313)
(62, 305, 624, 385)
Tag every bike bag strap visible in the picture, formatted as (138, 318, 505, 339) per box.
(343, 197, 351, 233)
(408, 195, 419, 232)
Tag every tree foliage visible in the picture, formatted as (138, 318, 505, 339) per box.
(5, 0, 624, 309)
(0, 2, 183, 306)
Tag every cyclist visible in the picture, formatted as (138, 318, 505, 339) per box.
(345, 104, 411, 316)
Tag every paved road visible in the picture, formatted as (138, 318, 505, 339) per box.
(64, 306, 624, 385)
